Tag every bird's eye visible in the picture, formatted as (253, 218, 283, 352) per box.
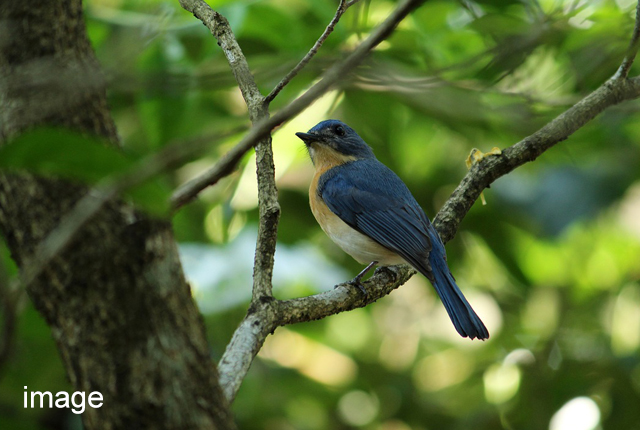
(335, 125, 346, 136)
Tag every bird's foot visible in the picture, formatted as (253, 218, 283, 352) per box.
(333, 278, 367, 296)
(347, 277, 368, 296)
(466, 147, 501, 205)
(335, 261, 378, 297)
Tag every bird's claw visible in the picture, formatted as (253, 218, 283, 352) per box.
(333, 278, 368, 296)
(334, 261, 377, 296)
(347, 278, 368, 297)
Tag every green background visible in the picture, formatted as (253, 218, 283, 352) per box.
(2, 0, 640, 429)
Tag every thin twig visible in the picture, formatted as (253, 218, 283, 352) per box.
(265, 0, 362, 104)
(178, 0, 263, 113)
(171, 0, 427, 211)
(614, 0, 640, 79)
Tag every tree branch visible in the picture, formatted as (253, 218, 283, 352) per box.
(178, 0, 262, 112)
(217, 265, 415, 402)
(173, 0, 267, 212)
(179, 0, 284, 394)
(217, 74, 640, 402)
(277, 265, 415, 325)
(170, 0, 427, 210)
(264, 0, 361, 103)
(434, 75, 640, 241)
(178, 1, 280, 302)
(252, 136, 280, 300)
(215, 0, 428, 402)
(183, 0, 640, 407)
(218, 304, 279, 402)
(614, 0, 640, 80)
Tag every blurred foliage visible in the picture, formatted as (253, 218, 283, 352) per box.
(2, 0, 640, 429)
(0, 128, 172, 214)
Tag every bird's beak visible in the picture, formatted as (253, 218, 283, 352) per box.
(295, 132, 317, 144)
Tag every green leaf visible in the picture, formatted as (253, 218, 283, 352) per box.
(0, 128, 130, 181)
(126, 178, 172, 215)
(0, 128, 171, 215)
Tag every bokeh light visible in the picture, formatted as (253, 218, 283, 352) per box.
(549, 397, 601, 430)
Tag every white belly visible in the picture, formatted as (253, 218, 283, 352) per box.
(309, 169, 405, 267)
(316, 206, 405, 266)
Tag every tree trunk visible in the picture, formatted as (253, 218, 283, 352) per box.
(0, 1, 235, 428)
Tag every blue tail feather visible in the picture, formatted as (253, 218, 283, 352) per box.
(427, 251, 489, 340)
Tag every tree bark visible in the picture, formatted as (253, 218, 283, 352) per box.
(0, 1, 234, 429)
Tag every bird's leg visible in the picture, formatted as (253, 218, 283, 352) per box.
(466, 147, 501, 205)
(347, 261, 378, 295)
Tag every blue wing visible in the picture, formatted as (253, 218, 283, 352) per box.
(318, 159, 433, 271)
(318, 159, 489, 340)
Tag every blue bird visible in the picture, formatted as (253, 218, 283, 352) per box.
(296, 120, 489, 340)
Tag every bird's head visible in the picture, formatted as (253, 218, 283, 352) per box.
(296, 120, 375, 168)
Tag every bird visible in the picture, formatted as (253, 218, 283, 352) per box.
(296, 119, 489, 340)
